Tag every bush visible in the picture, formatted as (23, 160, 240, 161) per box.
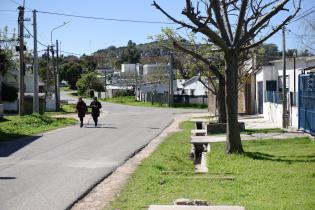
(76, 72, 104, 95)
(1, 83, 18, 102)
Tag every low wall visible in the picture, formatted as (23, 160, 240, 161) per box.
(207, 122, 245, 134)
(3, 101, 18, 111)
(263, 102, 298, 129)
(46, 96, 56, 111)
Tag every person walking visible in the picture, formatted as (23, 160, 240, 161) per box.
(90, 97, 102, 127)
(76, 97, 87, 128)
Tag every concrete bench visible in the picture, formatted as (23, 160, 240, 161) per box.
(191, 129, 207, 136)
(190, 136, 213, 171)
(191, 136, 213, 153)
(190, 118, 208, 130)
(149, 205, 245, 210)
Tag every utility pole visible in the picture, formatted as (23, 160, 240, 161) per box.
(18, 6, 25, 116)
(282, 26, 288, 128)
(169, 53, 174, 107)
(45, 46, 50, 100)
(104, 68, 107, 98)
(32, 9, 39, 113)
(50, 45, 58, 111)
(56, 40, 60, 110)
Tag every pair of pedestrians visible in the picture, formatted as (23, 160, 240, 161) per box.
(76, 97, 102, 127)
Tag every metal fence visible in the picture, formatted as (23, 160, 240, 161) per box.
(298, 73, 315, 135)
(265, 91, 298, 106)
(265, 91, 282, 104)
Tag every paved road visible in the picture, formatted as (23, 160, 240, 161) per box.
(0, 92, 205, 210)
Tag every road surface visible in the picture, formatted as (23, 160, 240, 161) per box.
(0, 92, 205, 210)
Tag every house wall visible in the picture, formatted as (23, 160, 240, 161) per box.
(256, 56, 315, 129)
(121, 64, 136, 73)
(183, 80, 207, 96)
(263, 102, 298, 129)
(143, 64, 169, 75)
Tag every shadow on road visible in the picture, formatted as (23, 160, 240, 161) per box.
(0, 177, 16, 180)
(0, 136, 41, 157)
(84, 126, 118, 129)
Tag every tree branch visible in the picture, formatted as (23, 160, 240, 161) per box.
(172, 40, 224, 80)
(242, 9, 300, 51)
(233, 0, 249, 46)
(241, 0, 290, 44)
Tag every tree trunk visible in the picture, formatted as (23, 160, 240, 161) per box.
(217, 77, 227, 123)
(225, 52, 244, 154)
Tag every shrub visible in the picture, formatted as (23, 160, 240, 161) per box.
(76, 72, 104, 95)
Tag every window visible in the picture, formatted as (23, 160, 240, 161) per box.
(191, 89, 195, 96)
(266, 80, 277, 91)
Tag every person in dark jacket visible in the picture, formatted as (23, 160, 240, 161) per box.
(76, 97, 87, 127)
(90, 97, 102, 127)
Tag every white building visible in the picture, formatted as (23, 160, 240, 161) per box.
(143, 64, 170, 76)
(180, 76, 208, 96)
(121, 64, 137, 73)
(255, 56, 315, 129)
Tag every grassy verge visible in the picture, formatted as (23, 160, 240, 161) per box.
(101, 96, 207, 109)
(0, 114, 77, 142)
(107, 121, 315, 210)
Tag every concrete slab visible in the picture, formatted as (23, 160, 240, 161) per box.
(149, 205, 245, 210)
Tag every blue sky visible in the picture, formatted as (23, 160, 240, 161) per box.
(0, 0, 314, 56)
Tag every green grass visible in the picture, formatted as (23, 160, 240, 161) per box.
(107, 121, 315, 210)
(60, 86, 71, 91)
(101, 96, 207, 109)
(242, 128, 284, 134)
(59, 103, 76, 113)
(0, 114, 77, 142)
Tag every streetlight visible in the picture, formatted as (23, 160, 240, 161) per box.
(50, 21, 69, 111)
(50, 21, 70, 46)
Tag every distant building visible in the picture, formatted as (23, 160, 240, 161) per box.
(143, 64, 169, 76)
(121, 64, 137, 73)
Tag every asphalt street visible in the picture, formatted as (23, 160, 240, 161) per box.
(0, 92, 205, 210)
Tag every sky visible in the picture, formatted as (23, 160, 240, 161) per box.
(0, 0, 314, 56)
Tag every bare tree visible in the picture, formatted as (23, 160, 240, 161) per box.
(153, 0, 301, 154)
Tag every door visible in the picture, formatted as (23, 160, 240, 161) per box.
(258, 81, 263, 114)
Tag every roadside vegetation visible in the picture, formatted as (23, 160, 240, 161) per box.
(107, 121, 315, 210)
(0, 114, 77, 142)
(100, 95, 207, 109)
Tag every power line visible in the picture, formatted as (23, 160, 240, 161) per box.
(36, 10, 176, 25)
(291, 6, 315, 23)
(23, 25, 48, 47)
(60, 50, 81, 56)
(8, 0, 21, 6)
(0, 9, 18, 12)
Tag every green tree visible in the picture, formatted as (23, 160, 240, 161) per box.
(60, 62, 83, 89)
(76, 72, 104, 95)
(117, 40, 141, 67)
(0, 26, 16, 104)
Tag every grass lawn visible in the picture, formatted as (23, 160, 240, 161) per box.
(108, 122, 315, 210)
(0, 114, 77, 142)
(101, 96, 207, 109)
